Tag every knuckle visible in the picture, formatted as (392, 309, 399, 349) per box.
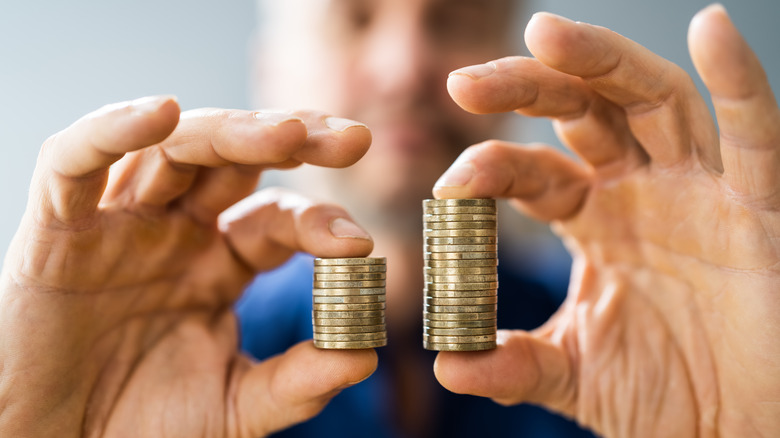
(471, 139, 505, 155)
(40, 132, 60, 157)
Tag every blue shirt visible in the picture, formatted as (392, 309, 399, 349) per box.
(237, 253, 597, 438)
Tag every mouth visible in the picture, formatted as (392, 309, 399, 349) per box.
(367, 119, 462, 161)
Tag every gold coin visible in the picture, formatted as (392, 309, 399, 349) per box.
(423, 213, 497, 223)
(425, 244, 498, 253)
(313, 302, 386, 311)
(424, 236, 497, 245)
(313, 332, 387, 342)
(425, 259, 499, 268)
(424, 326, 496, 336)
(425, 296, 498, 305)
(424, 289, 497, 298)
(424, 266, 497, 275)
(425, 221, 496, 230)
(314, 324, 386, 334)
(313, 317, 386, 326)
(424, 252, 497, 260)
(424, 318, 496, 328)
(312, 287, 385, 296)
(423, 229, 497, 238)
(425, 304, 497, 313)
(424, 282, 498, 291)
(423, 206, 497, 215)
(314, 339, 387, 349)
(314, 257, 386, 266)
(313, 265, 387, 273)
(313, 310, 385, 319)
(423, 334, 497, 343)
(314, 272, 386, 281)
(422, 341, 496, 352)
(313, 295, 386, 304)
(423, 199, 495, 207)
(425, 274, 499, 283)
(313, 280, 386, 288)
(423, 311, 497, 321)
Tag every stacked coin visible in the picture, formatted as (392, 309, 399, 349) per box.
(422, 199, 498, 351)
(312, 257, 388, 349)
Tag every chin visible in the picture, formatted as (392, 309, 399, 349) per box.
(368, 161, 444, 202)
(337, 134, 463, 218)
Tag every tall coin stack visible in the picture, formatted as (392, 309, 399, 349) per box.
(422, 198, 498, 351)
(312, 257, 388, 349)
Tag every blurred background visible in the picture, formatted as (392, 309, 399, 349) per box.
(1, 0, 779, 253)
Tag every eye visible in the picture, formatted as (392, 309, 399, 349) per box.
(329, 0, 374, 35)
(349, 4, 372, 31)
(426, 1, 507, 47)
(429, 9, 484, 41)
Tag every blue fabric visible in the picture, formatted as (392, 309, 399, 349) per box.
(236, 252, 597, 438)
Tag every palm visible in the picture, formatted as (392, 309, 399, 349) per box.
(52, 209, 248, 435)
(3, 184, 248, 437)
(552, 165, 779, 436)
(66, 208, 248, 314)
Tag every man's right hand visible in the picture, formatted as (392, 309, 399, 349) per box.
(0, 96, 378, 437)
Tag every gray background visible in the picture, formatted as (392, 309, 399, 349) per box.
(1, 0, 778, 253)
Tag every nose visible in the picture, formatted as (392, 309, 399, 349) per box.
(360, 11, 435, 101)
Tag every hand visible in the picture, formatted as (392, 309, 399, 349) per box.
(0, 97, 378, 437)
(433, 5, 780, 437)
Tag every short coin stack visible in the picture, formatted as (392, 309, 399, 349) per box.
(422, 198, 498, 351)
(312, 257, 388, 349)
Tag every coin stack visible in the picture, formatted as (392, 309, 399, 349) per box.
(312, 257, 388, 349)
(422, 198, 498, 351)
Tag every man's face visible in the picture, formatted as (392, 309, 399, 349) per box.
(256, 0, 515, 227)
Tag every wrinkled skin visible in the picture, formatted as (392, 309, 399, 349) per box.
(434, 6, 780, 438)
(1, 5, 778, 438)
(0, 100, 379, 437)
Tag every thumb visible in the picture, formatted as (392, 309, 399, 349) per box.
(235, 341, 378, 437)
(433, 329, 576, 416)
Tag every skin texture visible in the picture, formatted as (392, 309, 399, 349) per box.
(434, 6, 780, 438)
(0, 98, 379, 437)
(0, 4, 778, 438)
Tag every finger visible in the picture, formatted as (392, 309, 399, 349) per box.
(219, 188, 374, 272)
(447, 56, 591, 116)
(158, 109, 370, 168)
(434, 330, 576, 416)
(128, 110, 371, 221)
(525, 12, 721, 171)
(448, 56, 646, 173)
(432, 140, 591, 221)
(290, 111, 374, 167)
(167, 164, 262, 224)
(33, 95, 180, 222)
(689, 4, 780, 203)
(116, 109, 304, 213)
(236, 341, 378, 437)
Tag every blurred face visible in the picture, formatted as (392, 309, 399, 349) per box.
(256, 0, 516, 232)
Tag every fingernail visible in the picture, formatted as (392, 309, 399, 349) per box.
(324, 117, 366, 132)
(706, 3, 728, 15)
(532, 11, 575, 24)
(253, 111, 303, 126)
(435, 161, 475, 188)
(131, 95, 177, 115)
(329, 217, 371, 239)
(449, 62, 496, 80)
